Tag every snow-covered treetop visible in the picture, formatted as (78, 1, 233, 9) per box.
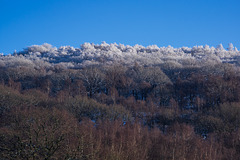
(1, 42, 240, 69)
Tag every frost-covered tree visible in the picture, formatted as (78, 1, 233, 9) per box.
(216, 44, 224, 51)
(80, 67, 105, 97)
(228, 43, 234, 51)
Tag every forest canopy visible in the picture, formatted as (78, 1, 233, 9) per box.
(1, 42, 239, 69)
(1, 42, 240, 159)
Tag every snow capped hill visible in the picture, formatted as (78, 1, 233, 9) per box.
(1, 42, 240, 69)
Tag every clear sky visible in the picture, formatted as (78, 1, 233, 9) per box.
(0, 0, 240, 54)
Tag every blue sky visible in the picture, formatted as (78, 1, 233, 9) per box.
(0, 0, 240, 54)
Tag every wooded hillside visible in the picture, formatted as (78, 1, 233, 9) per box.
(1, 43, 240, 159)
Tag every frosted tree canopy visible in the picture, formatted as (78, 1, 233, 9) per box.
(1, 42, 239, 69)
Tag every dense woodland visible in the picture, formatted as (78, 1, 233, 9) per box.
(1, 43, 240, 159)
